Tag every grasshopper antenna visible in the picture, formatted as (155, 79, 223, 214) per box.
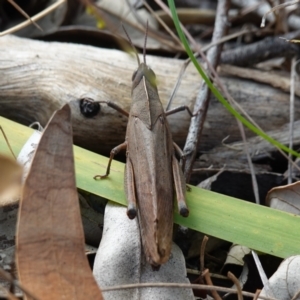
(143, 21, 149, 64)
(122, 24, 140, 66)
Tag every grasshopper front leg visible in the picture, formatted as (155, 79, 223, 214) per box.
(172, 154, 189, 217)
(83, 99, 129, 179)
(165, 105, 195, 117)
(94, 142, 127, 179)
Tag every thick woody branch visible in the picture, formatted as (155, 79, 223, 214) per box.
(0, 35, 299, 157)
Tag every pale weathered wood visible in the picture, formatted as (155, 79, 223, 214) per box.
(0, 35, 299, 154)
(197, 120, 300, 171)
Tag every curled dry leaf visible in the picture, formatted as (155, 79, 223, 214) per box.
(222, 245, 251, 291)
(16, 104, 103, 300)
(259, 256, 300, 300)
(0, 130, 41, 207)
(266, 181, 300, 215)
(93, 202, 194, 300)
(224, 245, 250, 266)
(0, 154, 22, 206)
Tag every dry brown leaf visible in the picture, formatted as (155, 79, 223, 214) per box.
(16, 104, 103, 300)
(0, 154, 22, 206)
(266, 181, 300, 215)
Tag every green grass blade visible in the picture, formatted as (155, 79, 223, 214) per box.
(1, 116, 300, 259)
(167, 0, 300, 158)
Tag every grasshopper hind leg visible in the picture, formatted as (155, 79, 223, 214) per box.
(124, 157, 137, 219)
(172, 154, 189, 217)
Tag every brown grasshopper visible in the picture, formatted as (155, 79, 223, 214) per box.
(92, 27, 193, 269)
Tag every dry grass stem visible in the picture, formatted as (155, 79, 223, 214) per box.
(253, 289, 262, 300)
(7, 0, 43, 32)
(252, 251, 274, 298)
(142, 0, 182, 47)
(166, 28, 257, 111)
(203, 269, 222, 300)
(200, 235, 209, 274)
(288, 57, 298, 183)
(236, 121, 260, 204)
(0, 0, 66, 37)
(101, 282, 279, 300)
(261, 0, 300, 27)
(153, 0, 201, 50)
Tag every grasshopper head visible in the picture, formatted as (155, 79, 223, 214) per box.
(131, 63, 157, 90)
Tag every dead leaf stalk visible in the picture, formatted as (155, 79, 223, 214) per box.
(200, 235, 209, 275)
(203, 269, 222, 300)
(101, 282, 279, 300)
(253, 289, 261, 300)
(227, 271, 243, 300)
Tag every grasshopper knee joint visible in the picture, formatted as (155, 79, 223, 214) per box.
(127, 204, 137, 219)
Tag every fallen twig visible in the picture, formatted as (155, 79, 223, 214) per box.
(182, 0, 230, 181)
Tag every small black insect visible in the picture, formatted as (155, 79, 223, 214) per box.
(79, 98, 100, 118)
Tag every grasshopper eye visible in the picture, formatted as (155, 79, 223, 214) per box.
(132, 69, 138, 81)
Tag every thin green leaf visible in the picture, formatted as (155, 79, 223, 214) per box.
(1, 116, 300, 259)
